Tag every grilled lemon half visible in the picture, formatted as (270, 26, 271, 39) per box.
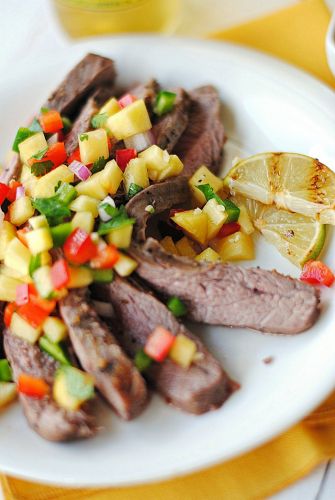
(224, 153, 335, 224)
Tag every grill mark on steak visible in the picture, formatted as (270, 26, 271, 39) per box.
(129, 238, 320, 335)
(173, 85, 225, 177)
(59, 291, 148, 420)
(44, 53, 116, 117)
(152, 88, 191, 152)
(129, 79, 160, 115)
(94, 276, 234, 415)
(126, 176, 189, 241)
(4, 330, 96, 441)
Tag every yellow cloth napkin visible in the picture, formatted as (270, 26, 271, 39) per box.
(2, 0, 335, 498)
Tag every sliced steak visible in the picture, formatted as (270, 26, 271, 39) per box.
(126, 176, 189, 241)
(1, 153, 21, 184)
(4, 330, 95, 441)
(173, 85, 225, 177)
(152, 88, 191, 152)
(59, 291, 148, 420)
(45, 53, 116, 116)
(129, 79, 160, 114)
(95, 276, 233, 414)
(129, 238, 320, 335)
(64, 87, 111, 156)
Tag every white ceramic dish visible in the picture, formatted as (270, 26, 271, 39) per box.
(1, 36, 335, 487)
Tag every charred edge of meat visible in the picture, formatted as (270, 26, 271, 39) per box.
(127, 79, 161, 116)
(92, 276, 235, 415)
(152, 88, 191, 152)
(129, 238, 320, 335)
(173, 85, 225, 177)
(45, 53, 116, 117)
(126, 176, 189, 241)
(59, 291, 149, 420)
(3, 330, 96, 441)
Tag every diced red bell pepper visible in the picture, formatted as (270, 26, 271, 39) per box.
(7, 180, 22, 203)
(28, 284, 56, 313)
(217, 222, 241, 238)
(0, 183, 9, 205)
(67, 146, 81, 164)
(17, 227, 30, 246)
(116, 149, 137, 171)
(51, 258, 70, 290)
(39, 110, 63, 134)
(63, 228, 97, 265)
(18, 374, 50, 399)
(46, 142, 67, 168)
(4, 303, 17, 328)
(18, 302, 50, 329)
(29, 142, 67, 170)
(144, 326, 175, 362)
(118, 94, 136, 109)
(16, 283, 29, 306)
(90, 244, 120, 269)
(300, 260, 334, 287)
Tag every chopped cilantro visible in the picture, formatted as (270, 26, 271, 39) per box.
(128, 183, 143, 199)
(80, 133, 89, 142)
(91, 112, 108, 128)
(31, 147, 48, 161)
(98, 205, 135, 235)
(91, 156, 107, 174)
(33, 197, 71, 226)
(31, 160, 54, 177)
(33, 180, 78, 226)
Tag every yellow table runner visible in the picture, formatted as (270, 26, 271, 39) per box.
(2, 0, 335, 498)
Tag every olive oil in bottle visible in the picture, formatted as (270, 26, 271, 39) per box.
(52, 0, 182, 38)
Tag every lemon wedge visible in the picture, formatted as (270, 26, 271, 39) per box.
(240, 197, 326, 267)
(224, 153, 335, 224)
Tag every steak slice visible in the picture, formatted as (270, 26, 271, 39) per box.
(59, 291, 148, 420)
(173, 85, 225, 177)
(4, 331, 96, 441)
(1, 153, 21, 184)
(152, 88, 191, 152)
(129, 238, 320, 335)
(64, 87, 111, 156)
(45, 53, 116, 116)
(95, 276, 233, 414)
(129, 79, 160, 114)
(126, 176, 189, 241)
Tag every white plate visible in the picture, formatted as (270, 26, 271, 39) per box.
(1, 36, 335, 488)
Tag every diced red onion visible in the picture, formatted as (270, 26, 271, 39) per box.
(124, 130, 154, 152)
(69, 160, 91, 181)
(16, 186, 25, 200)
(98, 195, 116, 222)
